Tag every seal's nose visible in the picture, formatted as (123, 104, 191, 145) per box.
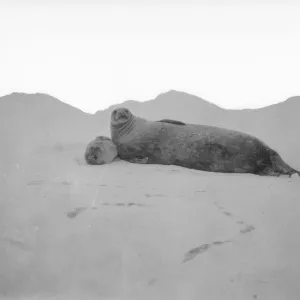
(112, 109, 127, 120)
(117, 109, 126, 119)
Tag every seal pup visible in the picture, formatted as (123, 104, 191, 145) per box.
(110, 107, 300, 177)
(84, 135, 148, 165)
(84, 136, 118, 165)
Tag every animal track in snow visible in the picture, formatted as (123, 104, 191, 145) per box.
(183, 239, 232, 263)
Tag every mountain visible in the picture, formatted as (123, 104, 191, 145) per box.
(0, 92, 102, 144)
(0, 90, 299, 167)
(0, 93, 100, 168)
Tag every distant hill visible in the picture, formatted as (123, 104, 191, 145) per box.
(0, 93, 99, 144)
(0, 90, 299, 166)
(0, 93, 100, 166)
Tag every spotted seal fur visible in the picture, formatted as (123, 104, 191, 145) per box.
(110, 107, 300, 177)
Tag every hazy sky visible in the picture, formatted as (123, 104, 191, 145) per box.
(1, 1, 300, 113)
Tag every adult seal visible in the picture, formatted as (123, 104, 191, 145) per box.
(110, 107, 300, 177)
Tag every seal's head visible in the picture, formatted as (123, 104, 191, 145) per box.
(84, 136, 118, 165)
(110, 107, 133, 127)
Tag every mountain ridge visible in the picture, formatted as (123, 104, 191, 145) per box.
(1, 90, 297, 114)
(94, 90, 300, 114)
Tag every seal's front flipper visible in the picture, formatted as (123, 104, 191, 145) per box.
(127, 157, 149, 164)
(157, 119, 186, 126)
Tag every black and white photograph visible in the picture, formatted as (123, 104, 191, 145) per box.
(0, 0, 300, 299)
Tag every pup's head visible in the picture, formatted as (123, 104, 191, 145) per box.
(84, 136, 118, 165)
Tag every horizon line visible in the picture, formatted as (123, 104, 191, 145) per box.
(0, 89, 298, 114)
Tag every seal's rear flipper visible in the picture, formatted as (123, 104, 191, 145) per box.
(157, 119, 186, 126)
(270, 155, 300, 177)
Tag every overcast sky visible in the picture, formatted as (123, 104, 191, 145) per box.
(0, 1, 300, 113)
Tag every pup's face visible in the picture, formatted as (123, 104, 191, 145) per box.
(111, 108, 132, 126)
(84, 137, 118, 165)
(84, 145, 104, 165)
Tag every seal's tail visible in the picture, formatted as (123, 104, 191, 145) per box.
(270, 154, 300, 177)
